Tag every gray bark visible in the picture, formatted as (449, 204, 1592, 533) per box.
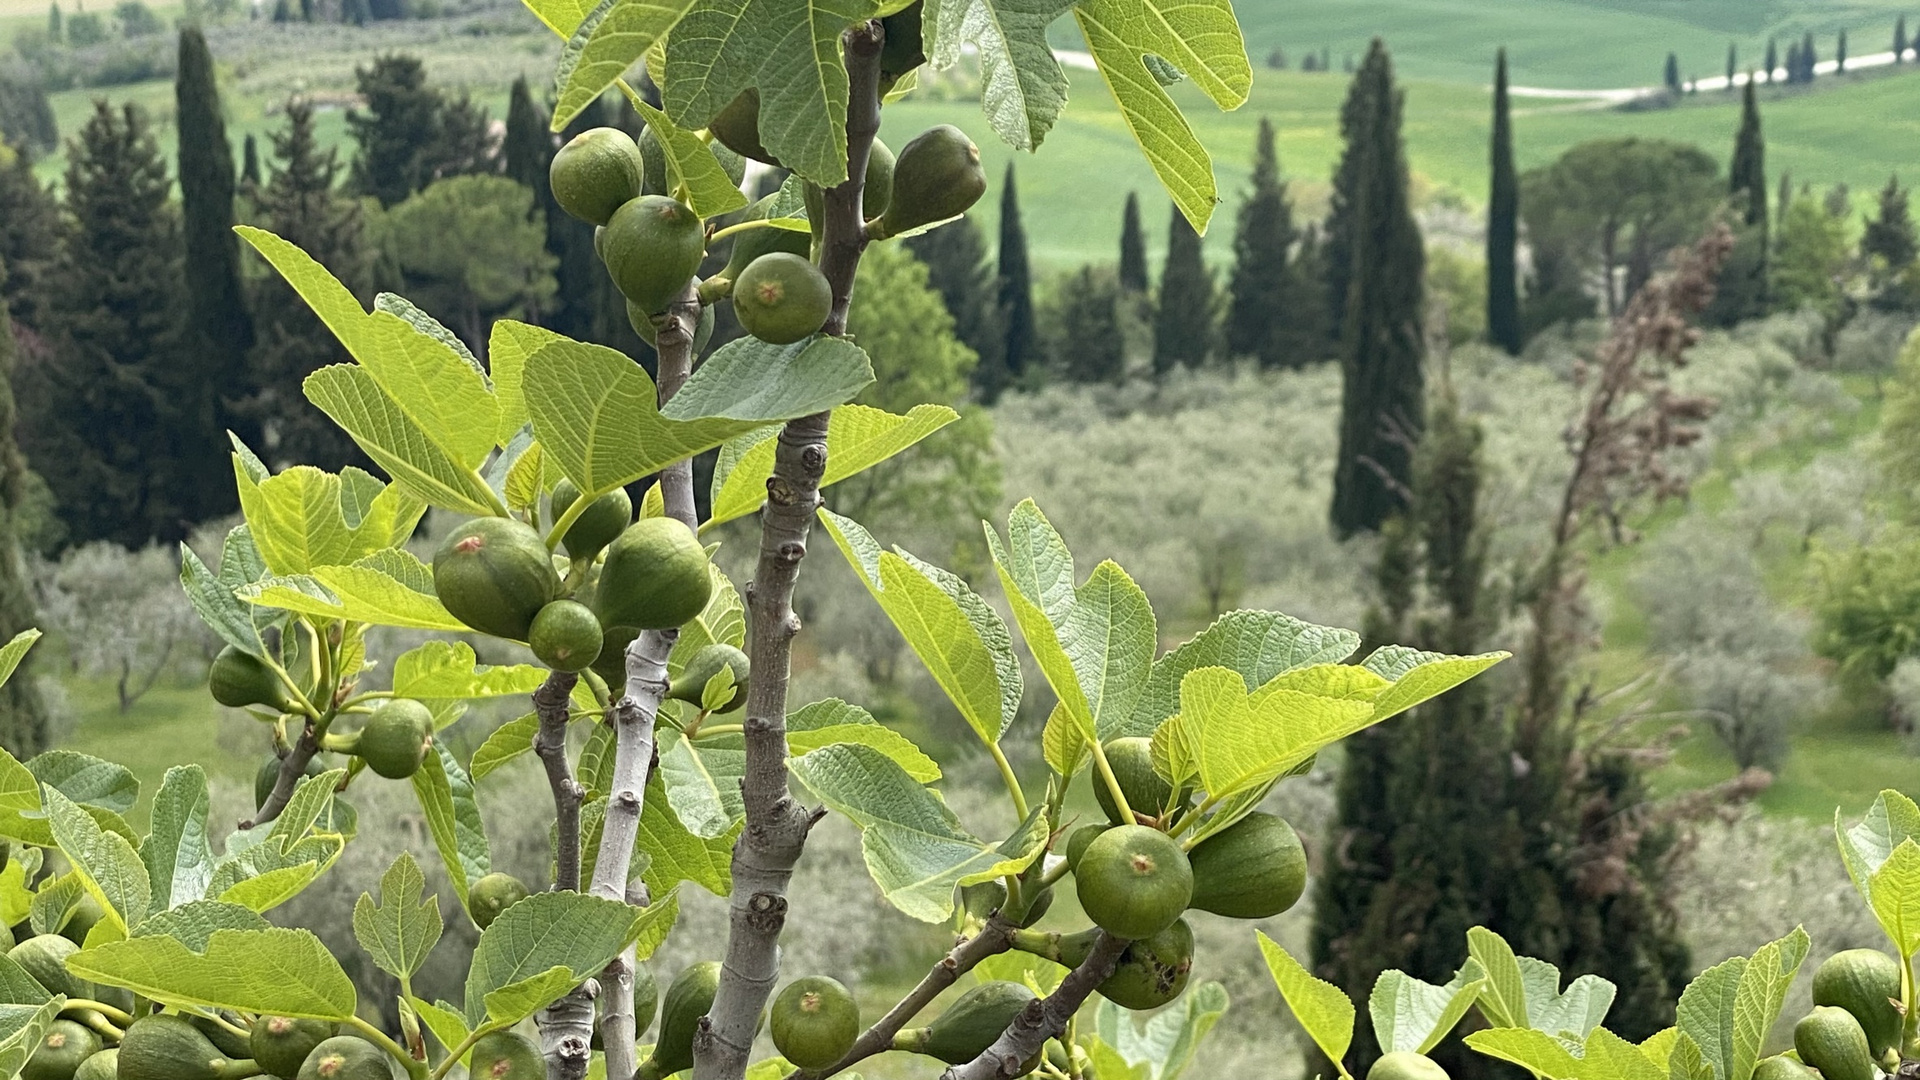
(939, 932, 1129, 1080)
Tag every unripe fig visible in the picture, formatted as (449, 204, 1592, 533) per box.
(1063, 823, 1111, 869)
(1093, 737, 1177, 823)
(23, 1018, 100, 1080)
(709, 89, 777, 165)
(355, 698, 434, 780)
(733, 252, 832, 345)
(295, 1035, 391, 1080)
(863, 137, 895, 219)
(872, 124, 986, 239)
(118, 1015, 264, 1080)
(210, 646, 291, 711)
(9, 934, 80, 997)
(643, 960, 723, 1079)
(636, 125, 669, 196)
(252, 1015, 337, 1079)
(432, 517, 562, 642)
(71, 1049, 115, 1080)
(529, 600, 605, 673)
(1752, 1057, 1821, 1080)
(1369, 1051, 1451, 1080)
(601, 194, 705, 316)
(770, 975, 861, 1069)
(469, 872, 531, 930)
(1186, 812, 1307, 920)
(550, 478, 632, 561)
(669, 643, 750, 713)
(255, 753, 327, 810)
(1811, 948, 1903, 1057)
(1074, 824, 1192, 940)
(627, 297, 715, 353)
(468, 1031, 542, 1079)
(1795, 1006, 1875, 1080)
(718, 207, 811, 285)
(1044, 918, 1194, 1010)
(904, 981, 1035, 1065)
(593, 518, 712, 632)
(960, 880, 1053, 927)
(550, 127, 646, 226)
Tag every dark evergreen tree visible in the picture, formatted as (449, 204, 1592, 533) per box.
(1785, 41, 1802, 84)
(1709, 79, 1771, 325)
(1764, 37, 1777, 81)
(0, 80, 57, 155)
(502, 76, 549, 193)
(1725, 43, 1736, 88)
(1329, 40, 1425, 537)
(906, 216, 1006, 400)
(1898, 16, 1909, 62)
(1225, 116, 1300, 367)
(241, 132, 260, 189)
(1801, 33, 1818, 81)
(1837, 30, 1848, 73)
(1118, 190, 1148, 293)
(1151, 202, 1213, 373)
(175, 27, 257, 447)
(1049, 265, 1125, 383)
(21, 102, 222, 545)
(343, 0, 368, 24)
(425, 91, 497, 182)
(1863, 176, 1917, 272)
(996, 164, 1037, 382)
(245, 98, 371, 472)
(346, 54, 441, 206)
(1487, 48, 1521, 354)
(46, 2, 60, 40)
(0, 260, 49, 756)
(0, 151, 58, 330)
(1664, 52, 1681, 93)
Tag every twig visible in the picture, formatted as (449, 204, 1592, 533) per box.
(533, 670, 584, 891)
(940, 932, 1129, 1080)
(692, 24, 885, 1080)
(788, 917, 1019, 1080)
(243, 718, 319, 829)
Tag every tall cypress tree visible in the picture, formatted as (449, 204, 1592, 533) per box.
(1837, 30, 1848, 73)
(996, 164, 1037, 383)
(1730, 81, 1768, 227)
(1863, 176, 1917, 273)
(1725, 43, 1736, 88)
(501, 76, 548, 193)
(1152, 203, 1213, 373)
(1801, 33, 1818, 81)
(175, 26, 256, 449)
(1898, 17, 1909, 62)
(22, 102, 217, 545)
(1663, 52, 1681, 92)
(906, 217, 1006, 400)
(0, 260, 49, 757)
(240, 132, 260, 189)
(1225, 117, 1299, 367)
(1118, 191, 1148, 293)
(1764, 38, 1777, 81)
(245, 98, 370, 472)
(1709, 81, 1770, 325)
(1487, 48, 1521, 354)
(1785, 41, 1802, 84)
(1330, 40, 1425, 537)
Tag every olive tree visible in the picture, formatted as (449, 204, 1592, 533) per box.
(0, 3, 1519, 1080)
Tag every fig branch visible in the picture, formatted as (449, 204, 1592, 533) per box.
(532, 668, 584, 890)
(693, 23, 885, 1080)
(787, 915, 1019, 1080)
(245, 716, 321, 829)
(941, 931, 1130, 1080)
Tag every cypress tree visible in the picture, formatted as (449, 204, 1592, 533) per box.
(175, 26, 256, 449)
(906, 216, 1006, 400)
(1709, 81, 1770, 325)
(0, 260, 49, 757)
(240, 132, 260, 189)
(1730, 81, 1768, 228)
(245, 98, 370, 472)
(1151, 202, 1213, 373)
(1764, 38, 1777, 81)
(1725, 42, 1736, 88)
(1898, 16, 1909, 62)
(1863, 176, 1917, 272)
(1225, 116, 1299, 367)
(1330, 39, 1425, 538)
(1118, 191, 1148, 293)
(1050, 265, 1126, 383)
(1785, 41, 1801, 83)
(46, 2, 60, 40)
(501, 76, 548, 193)
(22, 102, 217, 546)
(1802, 33, 1818, 81)
(1664, 52, 1681, 93)
(346, 54, 441, 207)
(1837, 29, 1848, 73)
(996, 164, 1037, 382)
(1487, 48, 1521, 354)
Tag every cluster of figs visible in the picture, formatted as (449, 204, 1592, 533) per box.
(1772, 948, 1912, 1080)
(631, 737, 1310, 1077)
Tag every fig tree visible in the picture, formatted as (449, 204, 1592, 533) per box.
(252, 1016, 335, 1079)
(1074, 824, 1192, 940)
(1093, 737, 1177, 823)
(593, 518, 712, 631)
(210, 646, 291, 711)
(550, 127, 646, 226)
(295, 1035, 392, 1080)
(669, 643, 750, 712)
(468, 1031, 542, 1080)
(1811, 948, 1903, 1057)
(871, 124, 986, 240)
(770, 975, 861, 1069)
(601, 194, 705, 316)
(549, 478, 632, 561)
(732, 252, 832, 345)
(1186, 811, 1307, 919)
(354, 699, 434, 780)
(118, 1015, 263, 1080)
(432, 517, 562, 642)
(1369, 1051, 1451, 1080)
(23, 1019, 100, 1080)
(529, 600, 604, 673)
(469, 871, 531, 930)
(1795, 1006, 1875, 1080)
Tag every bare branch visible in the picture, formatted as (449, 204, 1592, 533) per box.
(242, 718, 320, 829)
(533, 669, 584, 891)
(693, 23, 885, 1080)
(940, 932, 1129, 1080)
